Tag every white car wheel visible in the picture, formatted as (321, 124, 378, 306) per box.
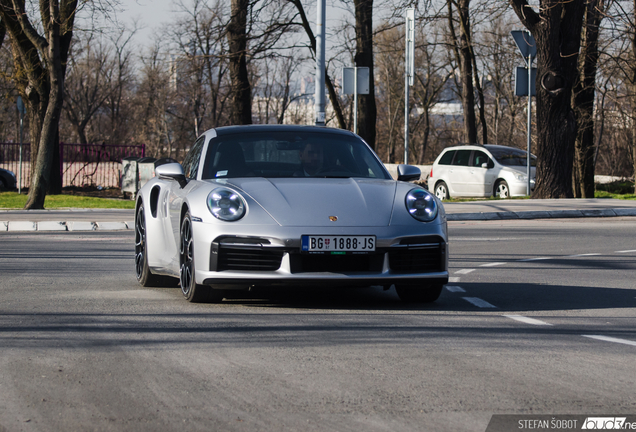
(435, 182, 449, 201)
(495, 180, 510, 199)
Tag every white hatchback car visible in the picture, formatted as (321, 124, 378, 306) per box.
(428, 144, 536, 200)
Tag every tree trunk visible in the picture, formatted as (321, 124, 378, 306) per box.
(632, 0, 636, 195)
(573, 0, 604, 198)
(227, 0, 252, 125)
(449, 0, 477, 143)
(353, 0, 377, 150)
(510, 0, 585, 199)
(1, 0, 77, 208)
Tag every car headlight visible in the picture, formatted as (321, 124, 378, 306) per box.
(405, 188, 438, 222)
(514, 173, 527, 182)
(207, 188, 246, 221)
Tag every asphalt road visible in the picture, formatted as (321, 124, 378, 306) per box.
(0, 218, 635, 431)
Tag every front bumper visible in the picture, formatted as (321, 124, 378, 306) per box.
(192, 223, 449, 289)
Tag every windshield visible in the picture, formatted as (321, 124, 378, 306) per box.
(487, 146, 536, 167)
(201, 130, 391, 180)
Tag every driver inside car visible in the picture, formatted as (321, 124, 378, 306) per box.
(296, 142, 325, 176)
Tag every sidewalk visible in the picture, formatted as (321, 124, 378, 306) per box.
(1, 198, 636, 232)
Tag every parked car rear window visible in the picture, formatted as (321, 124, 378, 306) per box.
(438, 150, 455, 165)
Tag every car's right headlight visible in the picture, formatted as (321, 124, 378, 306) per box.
(405, 188, 438, 222)
(207, 188, 246, 221)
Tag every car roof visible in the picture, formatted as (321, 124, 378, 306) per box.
(211, 124, 358, 138)
(440, 143, 526, 152)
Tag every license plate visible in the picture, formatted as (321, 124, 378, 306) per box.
(301, 235, 376, 253)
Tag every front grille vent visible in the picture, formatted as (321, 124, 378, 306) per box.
(389, 243, 444, 273)
(217, 246, 284, 271)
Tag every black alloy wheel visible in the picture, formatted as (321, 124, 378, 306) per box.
(180, 211, 223, 303)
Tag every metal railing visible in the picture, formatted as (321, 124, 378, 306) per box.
(0, 142, 145, 190)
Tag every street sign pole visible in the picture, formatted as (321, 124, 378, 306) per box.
(526, 54, 532, 196)
(511, 30, 537, 196)
(17, 96, 25, 194)
(404, 8, 414, 164)
(354, 67, 358, 135)
(342, 67, 369, 135)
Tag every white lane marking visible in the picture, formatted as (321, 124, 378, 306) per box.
(617, 249, 636, 253)
(445, 286, 466, 293)
(463, 297, 497, 308)
(518, 257, 551, 262)
(504, 315, 553, 326)
(449, 277, 461, 283)
(480, 262, 506, 267)
(582, 335, 636, 347)
(568, 253, 601, 258)
(455, 269, 475, 275)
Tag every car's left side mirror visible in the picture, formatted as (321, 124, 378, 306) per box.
(155, 162, 188, 188)
(397, 164, 421, 182)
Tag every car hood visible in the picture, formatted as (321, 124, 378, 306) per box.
(225, 177, 397, 227)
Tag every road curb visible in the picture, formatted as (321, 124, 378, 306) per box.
(2, 208, 636, 231)
(1, 220, 133, 232)
(446, 208, 636, 221)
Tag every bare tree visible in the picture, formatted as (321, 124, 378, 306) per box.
(228, 0, 252, 124)
(509, 0, 586, 199)
(447, 0, 480, 143)
(573, 0, 611, 198)
(353, 0, 378, 149)
(0, 0, 79, 208)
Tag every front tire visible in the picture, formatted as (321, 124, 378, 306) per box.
(135, 204, 175, 287)
(435, 181, 449, 201)
(395, 284, 443, 303)
(494, 180, 510, 199)
(180, 211, 224, 303)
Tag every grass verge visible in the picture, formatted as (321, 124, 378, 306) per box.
(0, 192, 135, 209)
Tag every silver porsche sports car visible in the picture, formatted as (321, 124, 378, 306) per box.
(135, 125, 448, 303)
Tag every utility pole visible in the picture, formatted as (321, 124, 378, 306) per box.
(404, 8, 414, 164)
(315, 0, 326, 126)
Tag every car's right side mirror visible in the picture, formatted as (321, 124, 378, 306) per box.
(397, 164, 422, 182)
(155, 162, 188, 188)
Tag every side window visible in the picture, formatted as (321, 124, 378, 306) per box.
(472, 150, 489, 167)
(452, 150, 471, 166)
(182, 136, 206, 179)
(438, 150, 455, 165)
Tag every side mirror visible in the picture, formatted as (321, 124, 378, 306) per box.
(155, 162, 187, 188)
(481, 162, 488, 169)
(397, 164, 421, 182)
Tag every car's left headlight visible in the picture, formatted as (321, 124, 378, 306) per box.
(514, 173, 527, 182)
(207, 188, 246, 221)
(405, 188, 438, 222)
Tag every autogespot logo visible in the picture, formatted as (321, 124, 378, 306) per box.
(582, 417, 633, 430)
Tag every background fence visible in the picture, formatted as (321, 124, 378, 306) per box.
(0, 142, 145, 190)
